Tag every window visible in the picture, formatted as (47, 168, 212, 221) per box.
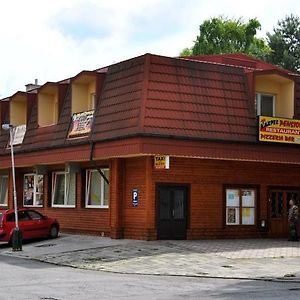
(226, 188, 256, 225)
(85, 169, 109, 208)
(23, 174, 44, 207)
(256, 93, 275, 116)
(0, 175, 8, 206)
(27, 210, 43, 220)
(52, 172, 76, 207)
(89, 93, 96, 110)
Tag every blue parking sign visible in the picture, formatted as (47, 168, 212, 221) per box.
(132, 189, 139, 207)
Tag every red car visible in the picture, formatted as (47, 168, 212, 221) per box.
(0, 208, 59, 244)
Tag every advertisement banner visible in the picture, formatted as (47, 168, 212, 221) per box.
(68, 110, 94, 138)
(259, 116, 300, 144)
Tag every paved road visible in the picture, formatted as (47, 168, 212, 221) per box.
(0, 254, 300, 300)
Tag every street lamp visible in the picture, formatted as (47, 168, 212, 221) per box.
(2, 123, 22, 251)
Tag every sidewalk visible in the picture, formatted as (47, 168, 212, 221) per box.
(1, 234, 300, 282)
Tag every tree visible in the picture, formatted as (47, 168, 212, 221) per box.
(181, 17, 271, 60)
(267, 15, 300, 72)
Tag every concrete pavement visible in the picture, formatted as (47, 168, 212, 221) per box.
(1, 234, 300, 282)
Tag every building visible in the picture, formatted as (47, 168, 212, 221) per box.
(1, 53, 300, 240)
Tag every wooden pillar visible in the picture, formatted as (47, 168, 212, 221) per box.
(110, 158, 124, 239)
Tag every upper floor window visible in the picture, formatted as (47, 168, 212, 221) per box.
(0, 175, 8, 206)
(51, 172, 76, 207)
(71, 74, 96, 114)
(10, 94, 27, 126)
(23, 174, 44, 207)
(255, 74, 294, 119)
(256, 93, 275, 117)
(38, 86, 58, 127)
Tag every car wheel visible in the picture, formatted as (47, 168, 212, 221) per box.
(49, 225, 59, 239)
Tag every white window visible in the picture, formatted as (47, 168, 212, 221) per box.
(23, 174, 44, 207)
(52, 172, 76, 207)
(226, 188, 256, 225)
(89, 93, 96, 110)
(86, 169, 109, 208)
(256, 93, 275, 116)
(0, 175, 8, 206)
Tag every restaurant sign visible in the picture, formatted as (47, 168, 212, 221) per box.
(259, 116, 300, 144)
(68, 110, 94, 138)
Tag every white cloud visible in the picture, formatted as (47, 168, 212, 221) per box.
(0, 0, 300, 97)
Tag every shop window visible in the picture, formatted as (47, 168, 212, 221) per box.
(23, 174, 44, 207)
(256, 93, 275, 117)
(52, 172, 76, 207)
(85, 169, 109, 208)
(226, 188, 256, 225)
(0, 175, 8, 206)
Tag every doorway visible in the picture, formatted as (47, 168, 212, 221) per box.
(157, 185, 188, 240)
(269, 189, 299, 237)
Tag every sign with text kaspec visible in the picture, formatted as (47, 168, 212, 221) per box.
(259, 116, 300, 144)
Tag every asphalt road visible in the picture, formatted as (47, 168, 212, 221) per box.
(0, 254, 300, 300)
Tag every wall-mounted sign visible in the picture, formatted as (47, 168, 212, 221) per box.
(7, 124, 26, 147)
(259, 116, 300, 144)
(68, 110, 94, 138)
(154, 155, 170, 169)
(132, 189, 139, 207)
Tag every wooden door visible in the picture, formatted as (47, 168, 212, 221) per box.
(269, 190, 299, 237)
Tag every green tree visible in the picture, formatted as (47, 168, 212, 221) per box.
(181, 17, 271, 60)
(267, 14, 300, 72)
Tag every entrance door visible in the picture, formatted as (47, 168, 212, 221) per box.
(157, 185, 188, 239)
(269, 189, 299, 237)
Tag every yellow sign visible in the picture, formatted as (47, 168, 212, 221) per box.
(259, 116, 300, 144)
(154, 155, 170, 169)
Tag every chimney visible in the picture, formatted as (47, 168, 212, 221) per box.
(25, 79, 41, 92)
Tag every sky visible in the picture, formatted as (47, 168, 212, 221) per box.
(0, 0, 300, 98)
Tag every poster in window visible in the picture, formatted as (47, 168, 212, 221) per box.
(226, 189, 239, 207)
(242, 208, 255, 225)
(35, 175, 44, 205)
(226, 208, 239, 225)
(68, 110, 94, 138)
(242, 190, 255, 207)
(24, 175, 34, 205)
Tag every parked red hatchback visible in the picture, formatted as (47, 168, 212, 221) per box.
(0, 209, 59, 244)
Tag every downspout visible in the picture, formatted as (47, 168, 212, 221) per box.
(89, 140, 109, 185)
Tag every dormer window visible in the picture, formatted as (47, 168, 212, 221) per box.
(71, 74, 96, 114)
(38, 84, 58, 127)
(255, 74, 294, 119)
(256, 93, 275, 117)
(10, 94, 27, 126)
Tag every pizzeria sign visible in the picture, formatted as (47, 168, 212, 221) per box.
(259, 116, 300, 144)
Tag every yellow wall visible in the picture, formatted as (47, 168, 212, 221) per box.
(71, 80, 96, 114)
(255, 75, 294, 118)
(38, 92, 58, 126)
(10, 96, 27, 126)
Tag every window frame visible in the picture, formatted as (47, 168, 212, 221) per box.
(23, 173, 44, 207)
(51, 171, 76, 208)
(0, 175, 8, 207)
(256, 93, 276, 116)
(85, 168, 109, 208)
(225, 187, 257, 226)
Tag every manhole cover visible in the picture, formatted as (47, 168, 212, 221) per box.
(35, 244, 56, 248)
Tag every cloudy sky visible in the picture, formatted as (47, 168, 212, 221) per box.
(0, 0, 299, 97)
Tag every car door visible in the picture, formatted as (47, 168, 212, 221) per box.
(26, 210, 49, 238)
(17, 211, 34, 240)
